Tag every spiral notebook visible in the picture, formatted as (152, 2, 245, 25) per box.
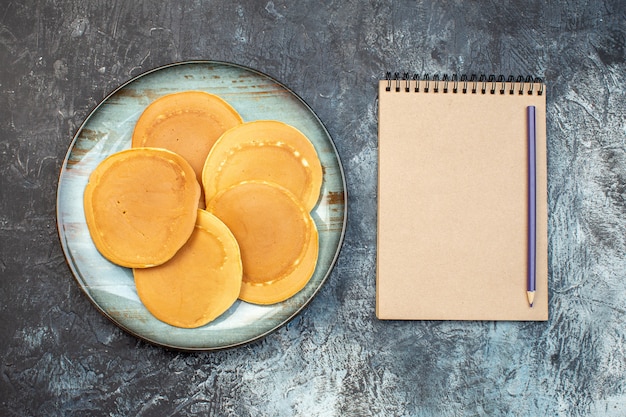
(376, 73, 548, 321)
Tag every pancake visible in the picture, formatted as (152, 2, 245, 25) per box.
(133, 209, 242, 328)
(202, 120, 323, 211)
(83, 147, 200, 268)
(206, 181, 319, 304)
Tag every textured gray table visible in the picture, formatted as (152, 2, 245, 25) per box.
(1, 1, 625, 416)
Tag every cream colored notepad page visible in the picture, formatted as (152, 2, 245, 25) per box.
(376, 79, 548, 321)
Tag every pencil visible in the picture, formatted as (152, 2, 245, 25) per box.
(527, 106, 536, 307)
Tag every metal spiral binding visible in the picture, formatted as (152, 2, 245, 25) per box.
(385, 72, 544, 95)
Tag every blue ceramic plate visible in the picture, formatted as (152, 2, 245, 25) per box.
(56, 61, 346, 350)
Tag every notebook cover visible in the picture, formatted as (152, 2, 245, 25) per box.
(376, 79, 548, 321)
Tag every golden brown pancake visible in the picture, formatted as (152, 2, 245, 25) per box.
(132, 91, 243, 183)
(133, 209, 243, 328)
(206, 181, 319, 304)
(202, 120, 323, 211)
(83, 147, 200, 268)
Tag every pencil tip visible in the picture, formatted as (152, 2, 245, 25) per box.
(527, 291, 535, 308)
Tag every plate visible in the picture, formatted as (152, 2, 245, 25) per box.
(56, 61, 346, 350)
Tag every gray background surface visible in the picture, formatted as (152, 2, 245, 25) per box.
(1, 1, 625, 416)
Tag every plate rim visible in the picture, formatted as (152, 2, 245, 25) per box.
(55, 60, 348, 351)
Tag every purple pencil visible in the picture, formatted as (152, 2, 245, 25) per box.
(527, 106, 537, 307)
